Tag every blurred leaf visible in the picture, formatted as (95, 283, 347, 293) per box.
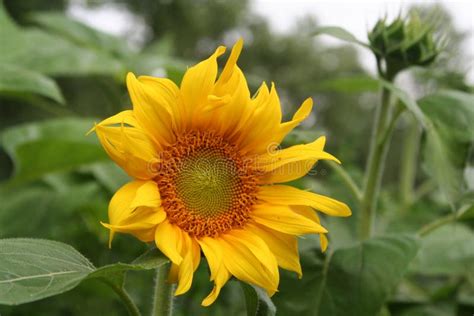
(0, 4, 123, 76)
(275, 235, 419, 316)
(0, 63, 65, 103)
(312, 26, 371, 49)
(240, 282, 276, 316)
(0, 238, 95, 305)
(381, 81, 429, 127)
(1, 118, 107, 184)
(0, 181, 105, 238)
(317, 75, 379, 93)
(418, 91, 474, 207)
(418, 90, 474, 142)
(81, 162, 130, 193)
(411, 224, 474, 276)
(28, 12, 130, 58)
(380, 85, 473, 207)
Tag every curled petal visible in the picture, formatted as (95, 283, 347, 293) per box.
(93, 110, 159, 180)
(103, 180, 165, 247)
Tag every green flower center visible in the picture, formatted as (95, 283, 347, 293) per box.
(175, 149, 240, 218)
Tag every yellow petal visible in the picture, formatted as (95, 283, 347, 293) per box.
(104, 180, 164, 247)
(211, 39, 252, 136)
(246, 223, 302, 278)
(227, 229, 279, 283)
(272, 98, 313, 145)
(259, 136, 325, 184)
(180, 46, 226, 120)
(126, 73, 178, 146)
(94, 110, 159, 180)
(258, 185, 352, 217)
(175, 234, 196, 295)
(254, 136, 339, 176)
(155, 220, 183, 265)
(219, 232, 279, 295)
(238, 83, 283, 154)
(198, 237, 231, 306)
(291, 205, 329, 252)
(251, 204, 328, 235)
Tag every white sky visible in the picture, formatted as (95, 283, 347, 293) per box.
(68, 0, 474, 83)
(253, 0, 474, 82)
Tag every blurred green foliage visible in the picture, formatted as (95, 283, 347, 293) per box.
(0, 1, 473, 316)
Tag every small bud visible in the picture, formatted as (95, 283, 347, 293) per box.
(368, 12, 439, 78)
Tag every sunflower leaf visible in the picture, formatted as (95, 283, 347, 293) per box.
(273, 234, 419, 316)
(0, 239, 168, 305)
(240, 282, 276, 316)
(0, 238, 95, 305)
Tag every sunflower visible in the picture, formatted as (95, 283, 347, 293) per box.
(92, 39, 351, 306)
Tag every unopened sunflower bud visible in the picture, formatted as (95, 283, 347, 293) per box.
(368, 13, 439, 78)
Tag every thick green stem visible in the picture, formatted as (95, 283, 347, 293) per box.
(151, 264, 175, 316)
(359, 86, 393, 239)
(399, 113, 421, 212)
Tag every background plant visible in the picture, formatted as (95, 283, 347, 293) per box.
(0, 1, 473, 316)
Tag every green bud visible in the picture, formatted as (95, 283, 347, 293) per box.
(368, 12, 439, 78)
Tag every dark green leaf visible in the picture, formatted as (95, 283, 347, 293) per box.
(0, 63, 64, 103)
(274, 235, 419, 316)
(0, 238, 95, 305)
(240, 282, 276, 316)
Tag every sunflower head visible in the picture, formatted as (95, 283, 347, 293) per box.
(92, 39, 351, 306)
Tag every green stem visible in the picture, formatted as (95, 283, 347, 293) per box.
(151, 263, 175, 316)
(359, 85, 394, 239)
(106, 282, 141, 316)
(325, 161, 362, 201)
(399, 113, 421, 212)
(418, 213, 457, 237)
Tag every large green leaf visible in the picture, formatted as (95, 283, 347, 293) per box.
(240, 282, 276, 316)
(274, 235, 419, 316)
(0, 239, 168, 306)
(411, 224, 474, 276)
(0, 238, 95, 305)
(1, 118, 107, 184)
(0, 63, 64, 103)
